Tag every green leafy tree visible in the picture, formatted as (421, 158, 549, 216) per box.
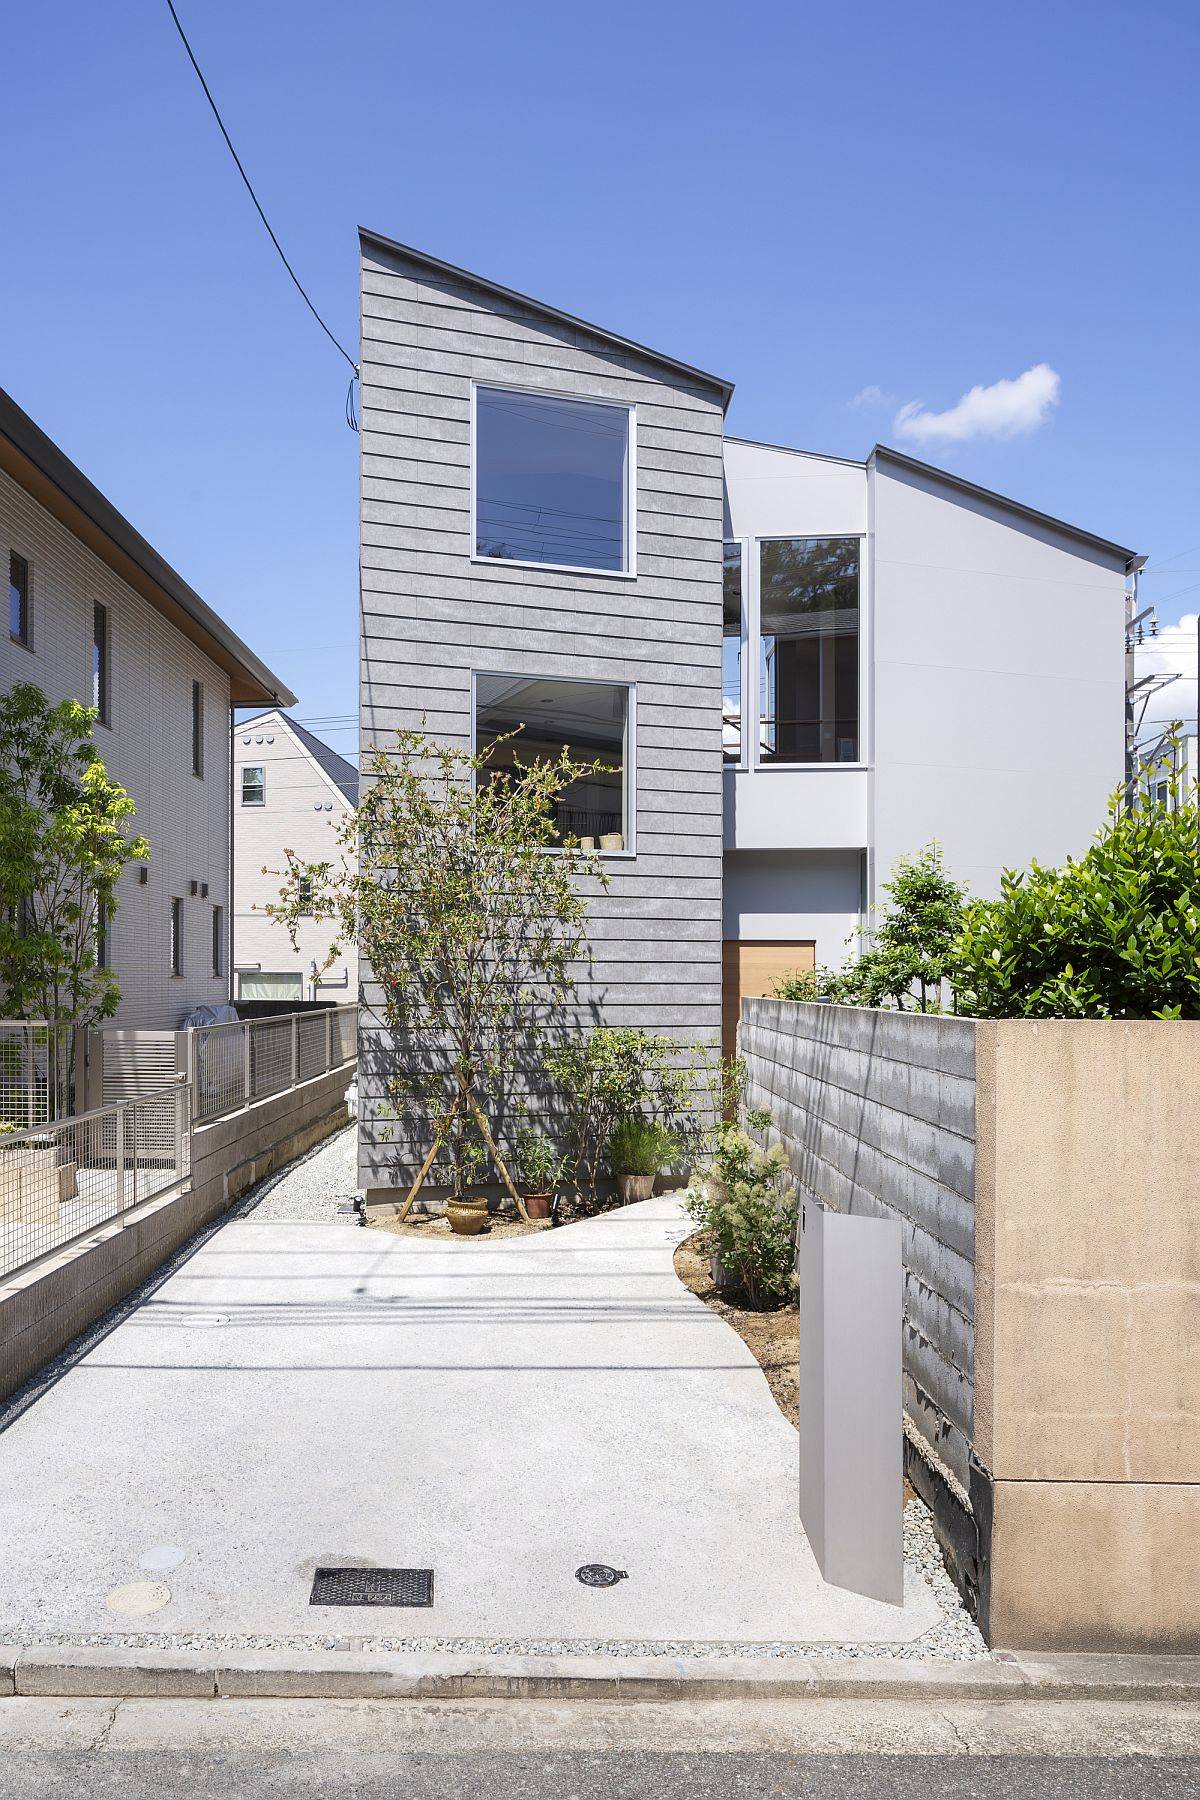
(266, 726, 610, 1209)
(775, 844, 968, 1012)
(952, 768, 1200, 1019)
(542, 1027, 697, 1201)
(0, 683, 150, 1106)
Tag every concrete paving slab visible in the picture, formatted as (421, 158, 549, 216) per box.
(0, 1195, 942, 1650)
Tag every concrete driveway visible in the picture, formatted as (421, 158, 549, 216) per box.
(0, 1168, 944, 1651)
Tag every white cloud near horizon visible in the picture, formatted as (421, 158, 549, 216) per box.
(893, 363, 1061, 444)
(1133, 612, 1198, 739)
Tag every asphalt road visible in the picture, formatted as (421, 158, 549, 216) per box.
(2, 1698, 1198, 1798)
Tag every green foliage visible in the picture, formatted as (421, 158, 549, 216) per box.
(512, 1126, 564, 1194)
(0, 683, 149, 1062)
(606, 1115, 679, 1177)
(687, 1121, 798, 1310)
(542, 1027, 695, 1197)
(774, 844, 968, 1013)
(266, 726, 608, 1195)
(953, 772, 1200, 1019)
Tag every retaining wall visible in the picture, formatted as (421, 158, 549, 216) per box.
(741, 1000, 1200, 1652)
(0, 1064, 351, 1405)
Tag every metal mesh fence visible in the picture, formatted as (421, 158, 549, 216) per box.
(0, 1022, 72, 1128)
(190, 1006, 357, 1126)
(0, 1080, 190, 1280)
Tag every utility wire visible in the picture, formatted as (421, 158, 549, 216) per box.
(164, 0, 359, 424)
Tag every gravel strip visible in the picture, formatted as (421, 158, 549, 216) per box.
(235, 1124, 359, 1221)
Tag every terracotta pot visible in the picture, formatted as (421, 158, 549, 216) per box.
(524, 1190, 554, 1220)
(618, 1173, 655, 1203)
(446, 1196, 489, 1236)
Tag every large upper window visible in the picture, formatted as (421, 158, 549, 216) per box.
(723, 543, 743, 764)
(474, 386, 632, 574)
(759, 538, 859, 764)
(475, 673, 631, 851)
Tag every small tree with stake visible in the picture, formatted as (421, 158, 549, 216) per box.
(0, 682, 150, 1113)
(266, 727, 608, 1216)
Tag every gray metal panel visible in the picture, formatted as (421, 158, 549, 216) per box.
(357, 240, 725, 1188)
(800, 1200, 904, 1604)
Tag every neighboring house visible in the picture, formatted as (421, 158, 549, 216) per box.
(356, 233, 1137, 1191)
(1136, 731, 1197, 809)
(232, 709, 359, 1002)
(0, 386, 295, 1028)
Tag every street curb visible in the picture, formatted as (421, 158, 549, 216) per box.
(3, 1646, 1200, 1703)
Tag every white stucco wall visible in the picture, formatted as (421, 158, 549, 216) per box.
(1, 466, 232, 1028)
(722, 849, 862, 969)
(867, 456, 1128, 903)
(232, 713, 358, 1001)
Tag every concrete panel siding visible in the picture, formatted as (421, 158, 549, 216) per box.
(357, 244, 726, 1189)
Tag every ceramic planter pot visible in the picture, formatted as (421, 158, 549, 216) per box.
(524, 1190, 554, 1220)
(599, 832, 624, 852)
(617, 1173, 655, 1203)
(446, 1196, 489, 1236)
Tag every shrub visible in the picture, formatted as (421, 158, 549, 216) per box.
(606, 1116, 678, 1177)
(953, 777, 1200, 1019)
(773, 844, 967, 1013)
(544, 1028, 694, 1195)
(512, 1127, 564, 1194)
(687, 1121, 798, 1310)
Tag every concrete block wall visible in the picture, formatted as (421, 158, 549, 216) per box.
(0, 1064, 351, 1405)
(741, 998, 977, 1491)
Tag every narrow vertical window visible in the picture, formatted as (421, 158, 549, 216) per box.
(723, 543, 743, 763)
(191, 681, 204, 777)
(759, 538, 860, 763)
(297, 875, 313, 916)
(95, 897, 109, 969)
(93, 603, 110, 724)
(212, 904, 224, 977)
(9, 552, 30, 646)
(170, 897, 183, 976)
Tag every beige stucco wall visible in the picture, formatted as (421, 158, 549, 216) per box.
(1, 466, 232, 1027)
(232, 712, 357, 1001)
(975, 1019, 1200, 1650)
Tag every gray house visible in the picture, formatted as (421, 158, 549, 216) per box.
(357, 234, 1137, 1194)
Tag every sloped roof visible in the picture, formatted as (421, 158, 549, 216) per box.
(359, 229, 735, 408)
(0, 386, 296, 706)
(239, 709, 359, 804)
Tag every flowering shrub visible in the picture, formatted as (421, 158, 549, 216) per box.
(687, 1120, 798, 1310)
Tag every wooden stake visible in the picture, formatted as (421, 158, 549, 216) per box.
(394, 1100, 458, 1223)
(461, 1085, 531, 1222)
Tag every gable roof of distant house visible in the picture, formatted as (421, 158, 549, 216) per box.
(240, 710, 359, 805)
(871, 444, 1141, 568)
(359, 228, 735, 409)
(0, 386, 297, 707)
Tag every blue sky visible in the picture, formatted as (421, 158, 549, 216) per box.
(3, 0, 1197, 756)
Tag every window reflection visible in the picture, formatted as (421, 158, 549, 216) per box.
(475, 387, 630, 573)
(476, 674, 630, 849)
(723, 542, 742, 763)
(759, 538, 859, 763)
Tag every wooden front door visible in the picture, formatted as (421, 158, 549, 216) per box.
(722, 939, 816, 1064)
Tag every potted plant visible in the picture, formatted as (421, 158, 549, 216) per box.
(447, 1138, 490, 1235)
(513, 1127, 563, 1221)
(607, 1117, 678, 1203)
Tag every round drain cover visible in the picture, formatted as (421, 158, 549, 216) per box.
(575, 1563, 628, 1588)
(106, 1580, 171, 1617)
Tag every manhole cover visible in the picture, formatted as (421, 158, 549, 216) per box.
(575, 1563, 628, 1588)
(310, 1566, 434, 1608)
(106, 1580, 171, 1617)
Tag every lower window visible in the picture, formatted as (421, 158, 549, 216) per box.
(237, 971, 303, 1002)
(475, 673, 631, 851)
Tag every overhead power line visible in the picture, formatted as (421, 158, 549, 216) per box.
(163, 0, 359, 426)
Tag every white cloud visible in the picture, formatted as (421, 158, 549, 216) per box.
(851, 384, 892, 409)
(1133, 612, 1198, 738)
(893, 363, 1061, 444)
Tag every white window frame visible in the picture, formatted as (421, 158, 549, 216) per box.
(240, 764, 266, 807)
(750, 532, 869, 772)
(723, 537, 750, 773)
(469, 380, 637, 581)
(470, 668, 637, 859)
